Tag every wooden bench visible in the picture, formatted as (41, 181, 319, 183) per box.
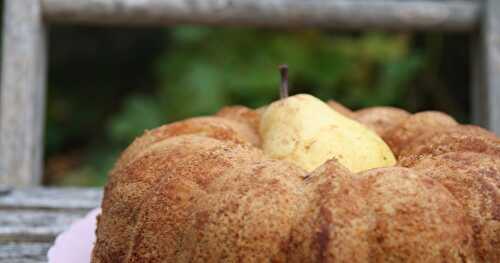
(0, 187, 101, 262)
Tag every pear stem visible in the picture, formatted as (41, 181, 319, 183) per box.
(279, 64, 289, 99)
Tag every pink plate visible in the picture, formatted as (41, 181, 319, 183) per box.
(47, 208, 101, 263)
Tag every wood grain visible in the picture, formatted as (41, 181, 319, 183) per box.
(0, 210, 89, 243)
(0, 0, 48, 186)
(471, 0, 500, 135)
(0, 243, 50, 263)
(0, 188, 101, 262)
(0, 187, 102, 210)
(42, 0, 479, 31)
(484, 0, 500, 135)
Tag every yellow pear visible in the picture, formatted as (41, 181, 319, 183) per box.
(260, 94, 396, 172)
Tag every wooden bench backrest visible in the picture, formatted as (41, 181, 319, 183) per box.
(1, 0, 498, 186)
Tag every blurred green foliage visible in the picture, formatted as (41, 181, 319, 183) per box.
(46, 27, 424, 186)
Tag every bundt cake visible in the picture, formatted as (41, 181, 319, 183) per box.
(92, 96, 499, 263)
(215, 106, 261, 135)
(409, 152, 500, 262)
(353, 106, 411, 137)
(383, 111, 458, 156)
(398, 125, 500, 167)
(290, 161, 476, 262)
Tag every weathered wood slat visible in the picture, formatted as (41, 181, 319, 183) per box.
(471, 29, 487, 128)
(0, 210, 89, 243)
(0, 188, 101, 262)
(483, 0, 500, 135)
(471, 0, 500, 135)
(0, 188, 101, 243)
(0, 0, 48, 186)
(42, 0, 480, 31)
(0, 188, 102, 210)
(0, 243, 50, 263)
